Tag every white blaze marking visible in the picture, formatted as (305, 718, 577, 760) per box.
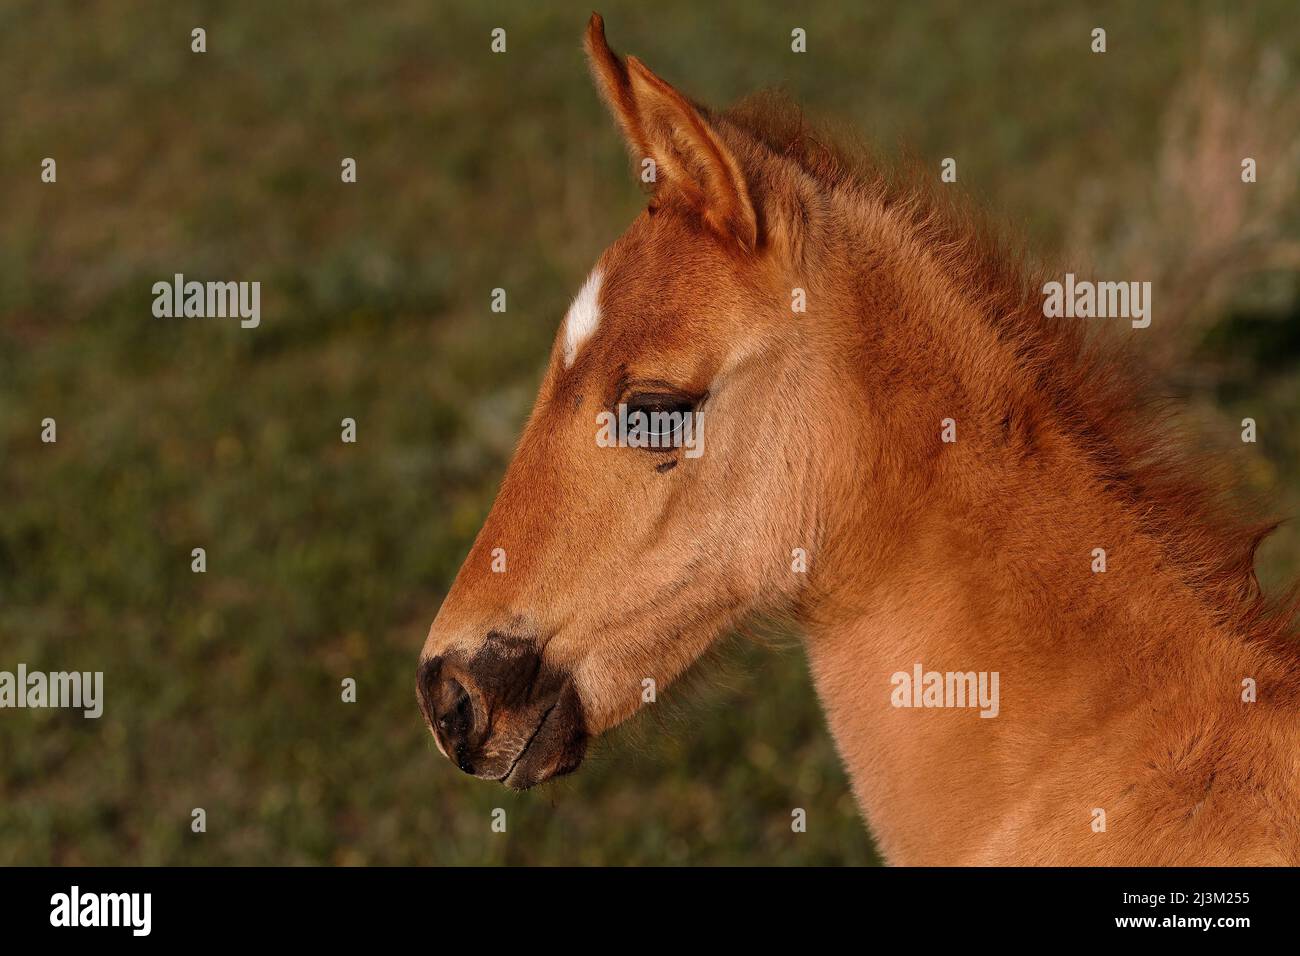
(563, 267, 603, 368)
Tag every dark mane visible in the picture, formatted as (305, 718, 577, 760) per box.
(724, 90, 1300, 652)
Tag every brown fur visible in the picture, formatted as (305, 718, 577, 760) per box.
(419, 14, 1300, 864)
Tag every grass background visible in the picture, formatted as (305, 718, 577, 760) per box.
(1, 0, 1297, 864)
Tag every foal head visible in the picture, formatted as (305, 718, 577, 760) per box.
(418, 14, 853, 788)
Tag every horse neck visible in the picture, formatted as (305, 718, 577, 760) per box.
(791, 195, 1263, 863)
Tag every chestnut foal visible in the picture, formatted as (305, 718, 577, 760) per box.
(418, 14, 1300, 865)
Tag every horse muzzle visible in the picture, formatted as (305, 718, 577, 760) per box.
(417, 631, 587, 789)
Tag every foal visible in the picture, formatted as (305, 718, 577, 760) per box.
(418, 14, 1300, 865)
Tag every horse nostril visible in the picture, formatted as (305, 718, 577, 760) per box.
(450, 681, 473, 726)
(429, 676, 481, 773)
(440, 678, 469, 724)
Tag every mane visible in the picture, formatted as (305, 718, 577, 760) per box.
(723, 90, 1300, 653)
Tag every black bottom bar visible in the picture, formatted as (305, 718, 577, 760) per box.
(0, 867, 1284, 941)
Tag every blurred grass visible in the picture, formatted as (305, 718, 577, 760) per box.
(0, 0, 1297, 864)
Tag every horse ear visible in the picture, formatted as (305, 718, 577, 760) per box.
(584, 14, 758, 251)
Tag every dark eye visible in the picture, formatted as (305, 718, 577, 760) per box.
(620, 392, 699, 451)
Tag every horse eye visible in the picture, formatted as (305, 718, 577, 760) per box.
(629, 394, 694, 421)
(622, 392, 698, 449)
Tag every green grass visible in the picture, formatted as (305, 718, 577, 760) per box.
(0, 0, 1296, 864)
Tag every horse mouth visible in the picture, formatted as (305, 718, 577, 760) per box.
(498, 687, 588, 790)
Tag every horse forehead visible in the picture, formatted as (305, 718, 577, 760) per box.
(560, 218, 730, 369)
(559, 249, 669, 369)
